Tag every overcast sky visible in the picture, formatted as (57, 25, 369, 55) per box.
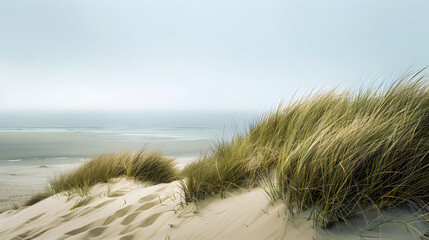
(0, 0, 428, 111)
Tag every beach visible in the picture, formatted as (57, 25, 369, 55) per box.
(1, 0, 427, 238)
(0, 85, 428, 239)
(0, 110, 250, 208)
(0, 131, 212, 207)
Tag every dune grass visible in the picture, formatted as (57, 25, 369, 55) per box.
(181, 72, 429, 226)
(49, 148, 179, 195)
(23, 148, 179, 206)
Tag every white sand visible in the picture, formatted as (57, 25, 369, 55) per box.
(0, 179, 427, 240)
(0, 164, 76, 207)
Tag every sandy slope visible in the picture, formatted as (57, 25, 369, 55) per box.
(0, 179, 427, 240)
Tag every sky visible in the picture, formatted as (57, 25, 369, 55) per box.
(0, 0, 428, 111)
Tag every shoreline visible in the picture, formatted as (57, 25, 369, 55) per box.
(0, 131, 210, 207)
(0, 132, 213, 160)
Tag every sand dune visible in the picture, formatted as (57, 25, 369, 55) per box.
(0, 179, 427, 239)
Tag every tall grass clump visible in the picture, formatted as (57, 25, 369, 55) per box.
(180, 138, 277, 202)
(181, 71, 429, 225)
(49, 148, 178, 195)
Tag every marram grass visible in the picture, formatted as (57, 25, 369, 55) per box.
(181, 72, 429, 226)
(26, 148, 179, 205)
(49, 148, 179, 194)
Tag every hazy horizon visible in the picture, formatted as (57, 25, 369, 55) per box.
(1, 0, 429, 111)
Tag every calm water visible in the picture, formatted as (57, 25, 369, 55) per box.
(0, 111, 254, 139)
(0, 111, 257, 165)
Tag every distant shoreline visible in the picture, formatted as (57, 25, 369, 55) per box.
(0, 131, 213, 160)
(0, 116, 219, 207)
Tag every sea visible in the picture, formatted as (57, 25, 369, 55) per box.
(0, 111, 258, 167)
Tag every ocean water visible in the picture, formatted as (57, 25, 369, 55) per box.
(0, 111, 257, 166)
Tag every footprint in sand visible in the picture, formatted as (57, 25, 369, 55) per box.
(103, 205, 133, 225)
(78, 208, 97, 217)
(119, 234, 134, 240)
(68, 199, 117, 219)
(120, 212, 162, 234)
(61, 211, 76, 221)
(25, 213, 45, 224)
(62, 207, 93, 221)
(121, 197, 162, 225)
(29, 228, 51, 239)
(16, 230, 32, 239)
(65, 223, 92, 235)
(103, 215, 117, 225)
(136, 201, 157, 211)
(121, 211, 142, 225)
(87, 227, 106, 237)
(138, 194, 158, 203)
(115, 205, 133, 217)
(138, 213, 162, 228)
(92, 199, 116, 209)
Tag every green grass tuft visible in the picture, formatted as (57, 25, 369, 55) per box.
(23, 148, 179, 206)
(49, 148, 178, 195)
